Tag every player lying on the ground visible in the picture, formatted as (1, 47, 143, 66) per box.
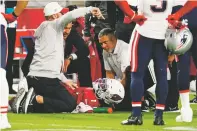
(10, 78, 125, 113)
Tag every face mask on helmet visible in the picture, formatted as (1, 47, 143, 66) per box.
(93, 78, 125, 105)
(165, 20, 193, 55)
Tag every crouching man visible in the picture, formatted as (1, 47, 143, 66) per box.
(98, 28, 155, 111)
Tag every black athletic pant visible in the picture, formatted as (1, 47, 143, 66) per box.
(165, 61, 179, 108)
(6, 28, 16, 94)
(26, 76, 77, 113)
(94, 34, 106, 78)
(21, 50, 34, 77)
(66, 57, 93, 87)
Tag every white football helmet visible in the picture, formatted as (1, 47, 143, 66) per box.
(165, 21, 193, 55)
(93, 78, 125, 105)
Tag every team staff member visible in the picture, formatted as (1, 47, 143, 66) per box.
(63, 22, 93, 87)
(98, 28, 154, 111)
(11, 2, 103, 114)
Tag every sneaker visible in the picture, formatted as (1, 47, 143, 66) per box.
(142, 101, 149, 112)
(165, 106, 180, 112)
(190, 96, 197, 104)
(22, 87, 35, 114)
(0, 116, 11, 129)
(153, 116, 165, 125)
(176, 107, 193, 122)
(121, 115, 143, 125)
(11, 88, 26, 113)
(72, 102, 93, 113)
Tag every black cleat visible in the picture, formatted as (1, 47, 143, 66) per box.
(165, 106, 179, 112)
(190, 96, 197, 104)
(153, 116, 165, 125)
(121, 115, 143, 125)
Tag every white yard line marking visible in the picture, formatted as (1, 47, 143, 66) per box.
(164, 126, 197, 131)
(10, 129, 116, 131)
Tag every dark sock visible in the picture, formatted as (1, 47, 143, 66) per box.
(132, 107, 141, 117)
(155, 109, 163, 117)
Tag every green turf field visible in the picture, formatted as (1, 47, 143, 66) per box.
(3, 104, 197, 131)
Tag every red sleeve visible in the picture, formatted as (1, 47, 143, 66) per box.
(114, 0, 135, 18)
(177, 1, 197, 17)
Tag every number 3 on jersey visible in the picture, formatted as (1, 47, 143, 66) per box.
(151, 0, 167, 12)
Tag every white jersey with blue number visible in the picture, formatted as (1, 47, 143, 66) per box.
(127, 0, 138, 6)
(136, 0, 176, 40)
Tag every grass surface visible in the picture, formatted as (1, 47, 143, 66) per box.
(3, 104, 197, 131)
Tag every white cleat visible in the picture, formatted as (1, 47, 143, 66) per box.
(0, 121, 11, 129)
(18, 77, 28, 92)
(176, 107, 193, 122)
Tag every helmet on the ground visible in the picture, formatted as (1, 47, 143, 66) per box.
(44, 2, 63, 16)
(93, 78, 125, 104)
(164, 26, 193, 55)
